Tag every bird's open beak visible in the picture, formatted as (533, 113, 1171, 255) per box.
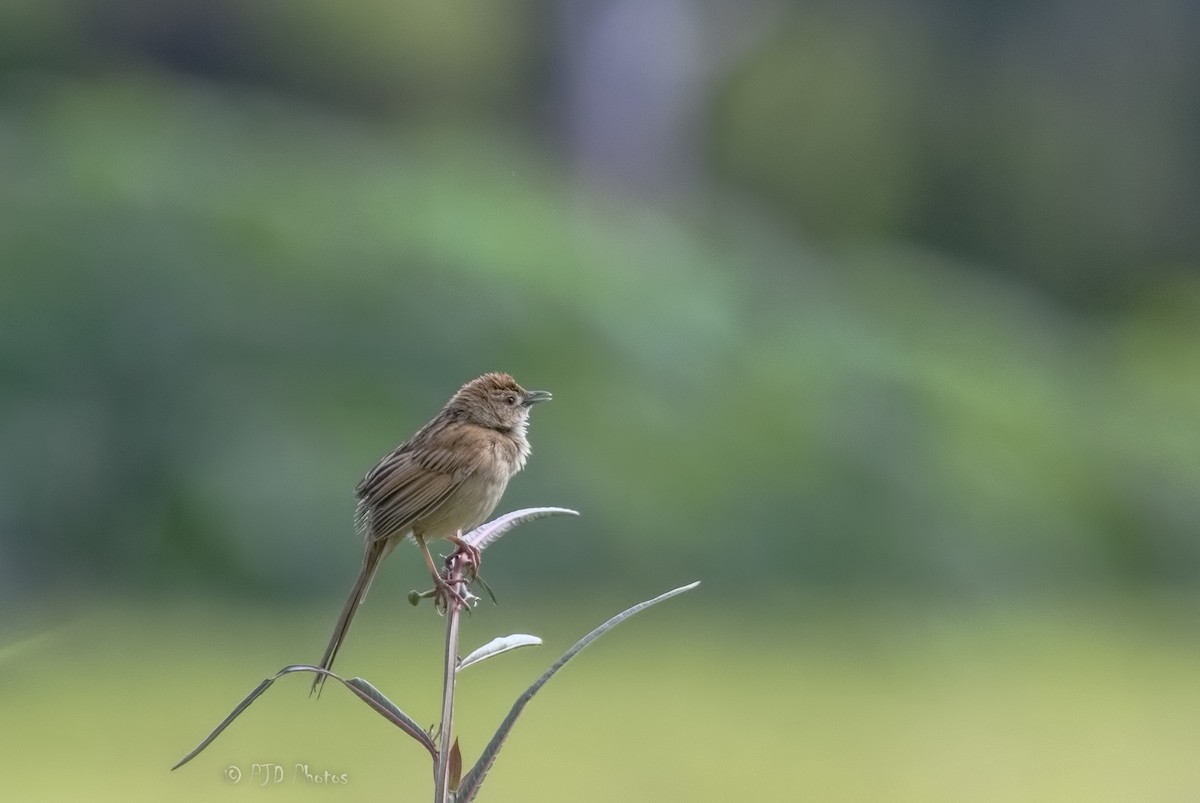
(523, 389, 552, 405)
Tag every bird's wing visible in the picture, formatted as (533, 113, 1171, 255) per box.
(355, 424, 486, 541)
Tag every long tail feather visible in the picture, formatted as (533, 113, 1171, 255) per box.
(311, 541, 388, 697)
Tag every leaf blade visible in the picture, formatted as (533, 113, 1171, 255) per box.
(171, 664, 320, 771)
(464, 507, 578, 553)
(457, 581, 700, 801)
(458, 634, 543, 671)
(171, 664, 437, 770)
(344, 677, 438, 757)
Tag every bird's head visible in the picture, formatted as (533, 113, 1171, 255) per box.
(449, 372, 551, 435)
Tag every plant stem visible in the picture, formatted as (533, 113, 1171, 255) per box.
(433, 558, 465, 803)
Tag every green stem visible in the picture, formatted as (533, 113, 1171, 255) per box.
(433, 560, 466, 803)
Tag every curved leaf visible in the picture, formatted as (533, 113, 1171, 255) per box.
(458, 634, 543, 671)
(464, 507, 578, 552)
(171, 665, 436, 771)
(457, 581, 700, 801)
(172, 664, 318, 771)
(344, 677, 438, 757)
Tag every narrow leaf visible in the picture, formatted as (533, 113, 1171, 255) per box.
(172, 664, 437, 770)
(458, 634, 543, 671)
(345, 677, 438, 757)
(172, 664, 319, 770)
(464, 507, 578, 552)
(457, 581, 700, 801)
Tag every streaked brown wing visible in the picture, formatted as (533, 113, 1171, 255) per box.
(355, 424, 484, 541)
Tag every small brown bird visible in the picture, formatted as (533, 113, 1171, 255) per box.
(312, 372, 551, 695)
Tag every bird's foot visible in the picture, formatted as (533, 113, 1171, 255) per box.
(444, 531, 482, 582)
(409, 575, 477, 613)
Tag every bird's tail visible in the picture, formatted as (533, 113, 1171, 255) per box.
(311, 540, 388, 697)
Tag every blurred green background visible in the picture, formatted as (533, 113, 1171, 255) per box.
(2, 0, 1198, 800)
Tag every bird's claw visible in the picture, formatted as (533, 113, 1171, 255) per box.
(411, 575, 477, 613)
(444, 536, 482, 582)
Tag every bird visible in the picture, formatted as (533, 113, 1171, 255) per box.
(311, 372, 551, 695)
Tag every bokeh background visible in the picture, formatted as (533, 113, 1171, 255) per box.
(2, 1, 1199, 800)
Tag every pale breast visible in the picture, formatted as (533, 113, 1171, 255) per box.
(411, 434, 523, 541)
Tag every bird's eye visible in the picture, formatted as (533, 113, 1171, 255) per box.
(505, 394, 518, 405)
